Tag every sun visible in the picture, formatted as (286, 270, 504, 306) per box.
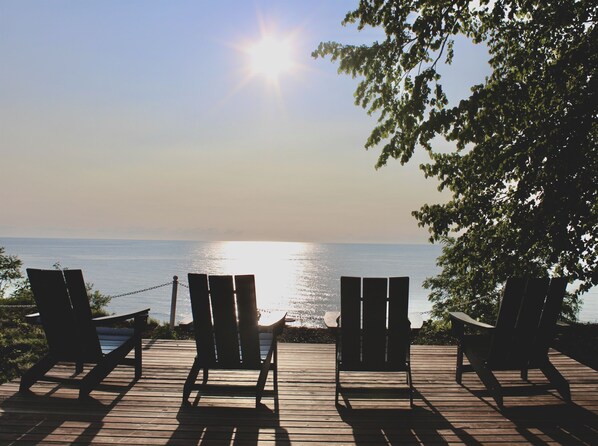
(248, 36, 292, 80)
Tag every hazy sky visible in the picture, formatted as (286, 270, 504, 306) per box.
(0, 1, 490, 243)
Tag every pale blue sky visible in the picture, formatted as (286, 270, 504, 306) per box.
(0, 0, 490, 243)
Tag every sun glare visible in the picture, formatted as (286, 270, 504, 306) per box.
(218, 26, 302, 109)
(249, 36, 292, 80)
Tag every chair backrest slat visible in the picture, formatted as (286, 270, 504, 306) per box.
(489, 278, 526, 364)
(534, 277, 567, 360)
(209, 275, 241, 367)
(188, 274, 216, 365)
(63, 269, 102, 360)
(340, 277, 361, 368)
(512, 278, 550, 364)
(27, 269, 79, 360)
(388, 277, 410, 366)
(235, 275, 260, 367)
(362, 278, 388, 368)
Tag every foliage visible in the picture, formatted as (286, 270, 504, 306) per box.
(0, 247, 23, 297)
(412, 319, 455, 345)
(0, 286, 47, 384)
(313, 0, 597, 321)
(87, 288, 112, 316)
(150, 322, 179, 340)
(279, 327, 335, 343)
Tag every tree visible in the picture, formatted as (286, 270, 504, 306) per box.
(0, 248, 43, 384)
(0, 247, 23, 298)
(314, 0, 597, 321)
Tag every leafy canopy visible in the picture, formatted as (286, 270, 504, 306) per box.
(314, 0, 597, 321)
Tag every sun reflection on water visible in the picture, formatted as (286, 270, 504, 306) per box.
(190, 241, 312, 315)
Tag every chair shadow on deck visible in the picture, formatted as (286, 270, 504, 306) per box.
(504, 404, 598, 445)
(338, 391, 482, 446)
(460, 375, 570, 408)
(169, 404, 290, 445)
(0, 384, 131, 444)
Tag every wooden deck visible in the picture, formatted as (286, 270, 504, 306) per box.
(1, 341, 597, 445)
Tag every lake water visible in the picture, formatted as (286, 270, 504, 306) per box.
(2, 237, 596, 326)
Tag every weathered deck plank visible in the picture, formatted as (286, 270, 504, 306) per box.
(1, 341, 597, 444)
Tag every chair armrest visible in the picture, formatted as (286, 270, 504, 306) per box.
(449, 312, 494, 329)
(92, 308, 150, 326)
(25, 312, 41, 324)
(259, 311, 287, 336)
(449, 311, 494, 339)
(324, 311, 340, 329)
(555, 320, 578, 334)
(408, 312, 424, 330)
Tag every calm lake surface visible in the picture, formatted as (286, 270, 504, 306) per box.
(2, 237, 596, 326)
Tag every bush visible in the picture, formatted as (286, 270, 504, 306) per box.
(0, 293, 47, 384)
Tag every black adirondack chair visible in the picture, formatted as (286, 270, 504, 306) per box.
(324, 276, 413, 407)
(450, 277, 570, 408)
(183, 274, 286, 407)
(21, 269, 149, 398)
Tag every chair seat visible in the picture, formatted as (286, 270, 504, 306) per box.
(206, 332, 275, 366)
(462, 334, 491, 360)
(96, 326, 135, 336)
(98, 327, 134, 355)
(463, 334, 537, 371)
(338, 360, 410, 372)
(97, 327, 135, 355)
(259, 332, 274, 361)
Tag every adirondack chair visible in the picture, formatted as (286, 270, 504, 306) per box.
(324, 276, 413, 407)
(449, 277, 570, 408)
(21, 269, 149, 398)
(183, 274, 286, 407)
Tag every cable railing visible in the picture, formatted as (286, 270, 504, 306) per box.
(0, 277, 186, 327)
(2, 276, 441, 328)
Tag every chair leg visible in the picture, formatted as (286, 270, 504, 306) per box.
(407, 365, 414, 408)
(76, 361, 84, 375)
(79, 353, 124, 398)
(273, 341, 278, 384)
(183, 357, 202, 403)
(469, 356, 504, 409)
(335, 361, 340, 406)
(456, 344, 464, 384)
(270, 341, 280, 406)
(256, 346, 275, 407)
(272, 341, 279, 408)
(540, 361, 571, 402)
(20, 355, 57, 393)
(134, 336, 143, 379)
(521, 368, 528, 380)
